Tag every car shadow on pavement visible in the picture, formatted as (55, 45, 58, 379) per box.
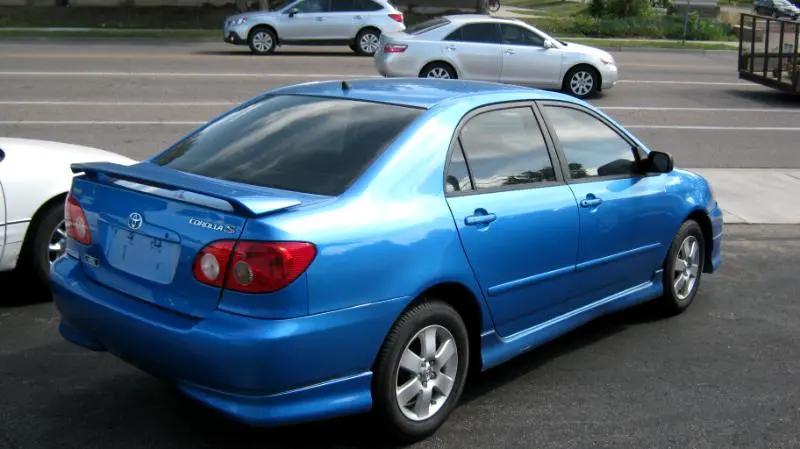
(0, 270, 52, 306)
(194, 50, 361, 58)
(727, 89, 800, 107)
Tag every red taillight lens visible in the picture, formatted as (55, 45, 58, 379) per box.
(193, 241, 316, 293)
(388, 13, 404, 23)
(383, 43, 408, 53)
(65, 193, 91, 245)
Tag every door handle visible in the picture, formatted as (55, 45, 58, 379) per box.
(445, 45, 457, 51)
(354, 15, 363, 20)
(465, 211, 497, 226)
(504, 49, 515, 55)
(580, 195, 603, 208)
(316, 16, 324, 21)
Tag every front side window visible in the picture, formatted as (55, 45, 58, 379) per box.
(154, 95, 422, 196)
(500, 24, 544, 47)
(292, 0, 329, 13)
(457, 107, 556, 190)
(544, 106, 638, 180)
(445, 23, 501, 44)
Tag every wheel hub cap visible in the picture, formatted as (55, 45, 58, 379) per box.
(360, 33, 379, 53)
(253, 32, 272, 52)
(427, 67, 450, 79)
(48, 220, 67, 265)
(395, 324, 458, 421)
(673, 235, 700, 300)
(570, 71, 594, 96)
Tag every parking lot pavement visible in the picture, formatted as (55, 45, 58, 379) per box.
(0, 40, 799, 167)
(1, 225, 799, 449)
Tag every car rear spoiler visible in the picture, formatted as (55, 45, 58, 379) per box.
(72, 162, 302, 217)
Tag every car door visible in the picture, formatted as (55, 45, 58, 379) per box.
(540, 102, 675, 305)
(445, 104, 580, 337)
(441, 23, 503, 82)
(328, 0, 360, 39)
(499, 24, 562, 87)
(280, 0, 330, 41)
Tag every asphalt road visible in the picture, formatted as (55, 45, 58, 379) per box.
(2, 40, 800, 449)
(0, 40, 799, 168)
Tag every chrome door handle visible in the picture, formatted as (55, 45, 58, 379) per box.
(580, 196, 603, 208)
(465, 212, 497, 226)
(445, 45, 457, 51)
(504, 49, 515, 55)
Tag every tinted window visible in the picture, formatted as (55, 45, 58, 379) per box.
(154, 95, 422, 196)
(330, 0, 355, 11)
(459, 107, 556, 190)
(445, 23, 501, 44)
(445, 143, 473, 193)
(500, 24, 544, 46)
(406, 17, 450, 35)
(544, 106, 638, 179)
(293, 0, 329, 13)
(355, 0, 382, 10)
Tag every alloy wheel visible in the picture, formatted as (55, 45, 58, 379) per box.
(570, 70, 594, 96)
(426, 67, 451, 79)
(395, 325, 458, 421)
(48, 220, 67, 265)
(252, 31, 273, 53)
(360, 33, 380, 54)
(673, 235, 701, 300)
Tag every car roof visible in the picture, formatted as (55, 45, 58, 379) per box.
(442, 14, 522, 25)
(271, 78, 579, 109)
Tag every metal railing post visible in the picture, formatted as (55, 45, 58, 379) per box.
(778, 20, 785, 82)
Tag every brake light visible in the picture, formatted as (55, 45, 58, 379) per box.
(193, 241, 316, 293)
(388, 13, 404, 23)
(383, 43, 408, 53)
(65, 193, 91, 245)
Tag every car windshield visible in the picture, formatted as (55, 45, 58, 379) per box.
(405, 17, 451, 35)
(153, 95, 422, 196)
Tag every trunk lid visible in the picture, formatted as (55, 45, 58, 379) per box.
(69, 162, 311, 318)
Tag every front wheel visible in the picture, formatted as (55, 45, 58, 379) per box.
(654, 220, 705, 314)
(355, 28, 381, 56)
(248, 27, 276, 55)
(563, 66, 599, 99)
(372, 300, 469, 442)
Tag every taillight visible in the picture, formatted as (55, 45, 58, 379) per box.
(65, 193, 91, 245)
(193, 241, 316, 293)
(383, 43, 408, 53)
(388, 13, 404, 23)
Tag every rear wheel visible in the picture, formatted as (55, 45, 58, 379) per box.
(654, 220, 705, 314)
(19, 200, 66, 292)
(248, 27, 276, 55)
(563, 65, 599, 99)
(373, 300, 469, 442)
(419, 62, 457, 80)
(355, 28, 381, 56)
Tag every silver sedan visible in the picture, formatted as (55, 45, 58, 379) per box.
(374, 15, 619, 98)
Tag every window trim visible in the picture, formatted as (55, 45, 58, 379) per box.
(443, 101, 566, 198)
(500, 23, 545, 48)
(444, 22, 502, 45)
(535, 100, 646, 184)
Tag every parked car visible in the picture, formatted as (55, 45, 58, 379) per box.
(0, 138, 134, 291)
(52, 79, 722, 442)
(375, 15, 619, 98)
(223, 0, 406, 55)
(754, 0, 800, 19)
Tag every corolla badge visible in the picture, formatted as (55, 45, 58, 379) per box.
(189, 218, 237, 234)
(128, 212, 143, 230)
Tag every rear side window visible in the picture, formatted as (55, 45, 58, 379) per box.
(405, 17, 450, 35)
(456, 107, 556, 190)
(445, 143, 472, 193)
(445, 23, 501, 44)
(543, 106, 638, 179)
(154, 95, 422, 196)
(355, 0, 382, 10)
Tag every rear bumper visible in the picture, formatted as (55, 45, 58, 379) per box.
(51, 255, 410, 426)
(708, 203, 723, 273)
(375, 52, 421, 78)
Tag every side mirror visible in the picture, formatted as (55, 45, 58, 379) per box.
(543, 40, 555, 49)
(287, 7, 299, 17)
(646, 150, 674, 173)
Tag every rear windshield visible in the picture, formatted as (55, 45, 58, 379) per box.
(405, 17, 451, 35)
(153, 95, 422, 196)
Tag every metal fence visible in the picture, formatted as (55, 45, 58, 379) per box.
(739, 13, 800, 93)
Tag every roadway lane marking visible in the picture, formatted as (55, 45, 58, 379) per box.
(0, 71, 377, 78)
(626, 125, 800, 130)
(618, 80, 759, 86)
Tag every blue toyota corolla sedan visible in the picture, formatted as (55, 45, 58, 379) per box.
(52, 79, 722, 441)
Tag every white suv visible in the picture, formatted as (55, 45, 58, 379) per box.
(224, 0, 406, 55)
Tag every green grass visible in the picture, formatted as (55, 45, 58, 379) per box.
(563, 37, 738, 50)
(503, 0, 590, 16)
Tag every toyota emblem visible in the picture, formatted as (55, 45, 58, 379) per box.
(128, 212, 143, 230)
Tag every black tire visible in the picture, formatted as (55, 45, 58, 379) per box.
(372, 300, 469, 443)
(248, 26, 277, 55)
(419, 62, 458, 80)
(354, 28, 381, 56)
(563, 65, 600, 99)
(654, 220, 705, 315)
(349, 43, 358, 52)
(18, 200, 65, 292)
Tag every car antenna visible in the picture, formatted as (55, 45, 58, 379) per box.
(341, 80, 351, 91)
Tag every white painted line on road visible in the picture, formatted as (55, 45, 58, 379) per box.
(0, 100, 234, 106)
(0, 71, 377, 78)
(602, 106, 800, 113)
(0, 120, 204, 125)
(626, 125, 800, 131)
(618, 80, 759, 86)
